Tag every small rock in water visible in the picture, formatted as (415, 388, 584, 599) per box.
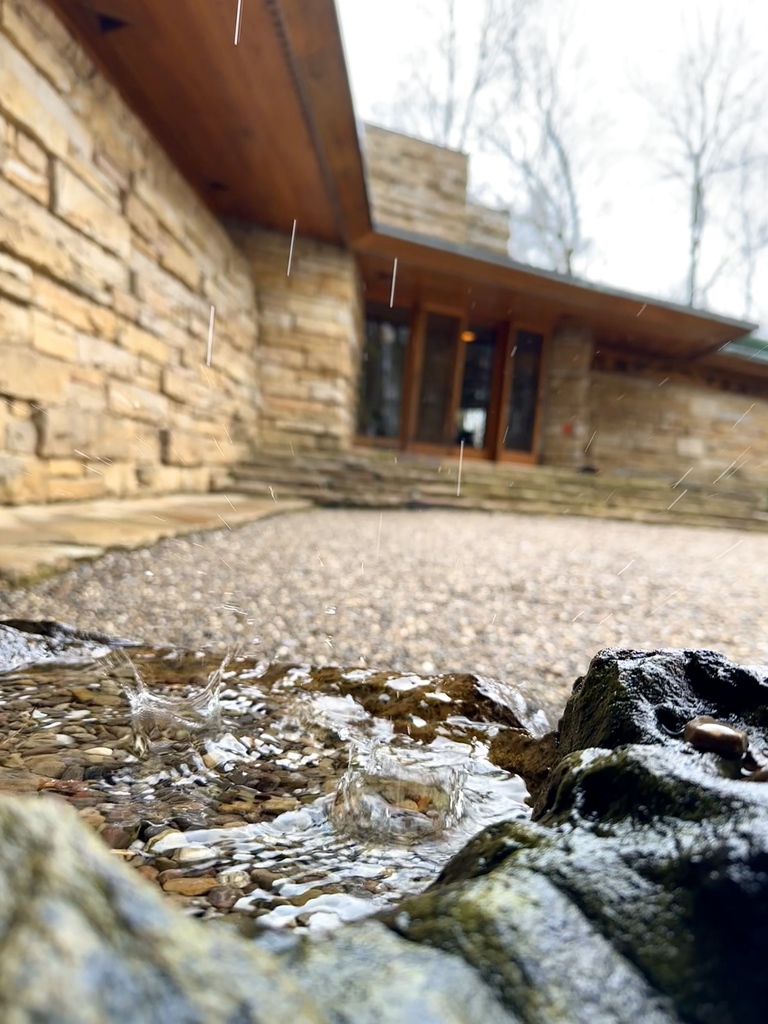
(162, 876, 218, 896)
(176, 844, 215, 865)
(25, 755, 66, 779)
(683, 716, 748, 758)
(217, 869, 251, 889)
(261, 796, 299, 814)
(207, 885, 241, 910)
(99, 824, 139, 850)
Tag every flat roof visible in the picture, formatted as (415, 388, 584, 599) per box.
(46, 0, 371, 245)
(356, 225, 756, 359)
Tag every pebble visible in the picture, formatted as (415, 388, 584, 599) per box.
(217, 869, 251, 888)
(683, 716, 749, 758)
(24, 755, 66, 778)
(261, 797, 299, 814)
(207, 885, 241, 910)
(162, 876, 218, 896)
(176, 845, 216, 865)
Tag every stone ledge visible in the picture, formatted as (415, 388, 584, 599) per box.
(0, 492, 310, 586)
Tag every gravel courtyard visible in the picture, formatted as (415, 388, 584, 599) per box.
(1, 507, 767, 721)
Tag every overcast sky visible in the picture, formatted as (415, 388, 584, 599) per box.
(336, 0, 768, 334)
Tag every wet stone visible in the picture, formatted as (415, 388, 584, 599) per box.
(207, 885, 241, 910)
(162, 876, 218, 896)
(0, 638, 532, 943)
(683, 715, 749, 758)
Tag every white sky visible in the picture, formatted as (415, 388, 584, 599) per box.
(336, 0, 768, 333)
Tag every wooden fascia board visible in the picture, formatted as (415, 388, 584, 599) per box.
(355, 231, 755, 348)
(277, 0, 372, 243)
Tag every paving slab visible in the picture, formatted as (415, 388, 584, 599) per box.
(0, 493, 309, 586)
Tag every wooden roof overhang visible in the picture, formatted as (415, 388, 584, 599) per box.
(46, 0, 371, 244)
(355, 226, 756, 362)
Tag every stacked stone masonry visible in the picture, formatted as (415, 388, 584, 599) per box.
(588, 359, 768, 487)
(230, 226, 363, 453)
(363, 124, 510, 257)
(0, 0, 363, 505)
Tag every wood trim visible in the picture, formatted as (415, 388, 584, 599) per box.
(406, 442, 491, 460)
(446, 313, 469, 444)
(355, 231, 754, 349)
(493, 322, 516, 456)
(354, 435, 400, 449)
(498, 450, 538, 465)
(485, 321, 509, 459)
(402, 306, 426, 447)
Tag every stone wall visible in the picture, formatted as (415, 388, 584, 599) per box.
(230, 226, 363, 452)
(0, 0, 260, 505)
(539, 326, 595, 468)
(466, 202, 510, 256)
(588, 357, 768, 486)
(363, 124, 509, 256)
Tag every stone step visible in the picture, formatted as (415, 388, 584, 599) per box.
(227, 448, 768, 530)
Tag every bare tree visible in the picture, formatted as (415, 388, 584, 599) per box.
(727, 152, 768, 319)
(376, 0, 531, 152)
(639, 10, 767, 307)
(485, 25, 591, 275)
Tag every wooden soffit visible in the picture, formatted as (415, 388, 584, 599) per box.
(356, 228, 756, 360)
(46, 0, 371, 244)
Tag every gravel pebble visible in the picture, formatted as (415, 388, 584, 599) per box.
(2, 507, 768, 718)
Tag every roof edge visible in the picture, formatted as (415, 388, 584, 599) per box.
(362, 223, 757, 336)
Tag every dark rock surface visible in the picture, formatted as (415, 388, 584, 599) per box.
(0, 619, 139, 672)
(382, 648, 768, 1023)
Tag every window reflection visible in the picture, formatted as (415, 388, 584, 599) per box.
(357, 302, 409, 438)
(505, 330, 543, 452)
(456, 324, 496, 448)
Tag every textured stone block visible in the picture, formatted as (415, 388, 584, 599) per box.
(0, 251, 32, 303)
(0, 297, 31, 345)
(0, 177, 127, 303)
(108, 382, 168, 424)
(34, 408, 131, 460)
(32, 310, 78, 361)
(33, 277, 118, 340)
(0, 33, 90, 162)
(0, 343, 65, 402)
(53, 162, 131, 259)
(78, 333, 138, 379)
(46, 475, 106, 502)
(0, 453, 47, 503)
(1, 0, 78, 94)
(3, 135, 49, 205)
(5, 416, 36, 453)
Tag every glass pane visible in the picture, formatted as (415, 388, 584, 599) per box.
(356, 302, 409, 438)
(415, 313, 460, 444)
(505, 330, 543, 452)
(456, 325, 496, 449)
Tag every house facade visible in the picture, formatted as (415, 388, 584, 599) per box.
(0, 0, 765, 507)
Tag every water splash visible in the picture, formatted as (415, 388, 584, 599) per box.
(330, 741, 466, 840)
(117, 649, 235, 756)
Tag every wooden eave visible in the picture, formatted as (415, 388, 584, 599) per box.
(356, 227, 756, 361)
(46, 0, 371, 245)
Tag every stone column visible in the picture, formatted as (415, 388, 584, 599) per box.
(539, 325, 595, 469)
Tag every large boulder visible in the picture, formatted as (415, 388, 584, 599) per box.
(0, 796, 516, 1023)
(0, 796, 326, 1024)
(380, 648, 768, 1024)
